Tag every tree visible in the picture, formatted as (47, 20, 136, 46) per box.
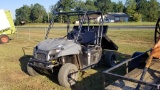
(57, 0, 76, 12)
(84, 0, 97, 11)
(146, 0, 159, 21)
(15, 5, 31, 25)
(111, 1, 124, 12)
(136, 0, 149, 21)
(111, 2, 118, 12)
(133, 13, 142, 22)
(50, 0, 77, 23)
(30, 3, 47, 23)
(125, 0, 137, 16)
(125, 0, 138, 21)
(117, 1, 124, 12)
(95, 0, 112, 14)
(74, 0, 86, 11)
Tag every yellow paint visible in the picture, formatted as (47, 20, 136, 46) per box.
(0, 10, 16, 35)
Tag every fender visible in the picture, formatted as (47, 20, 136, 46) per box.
(57, 43, 81, 57)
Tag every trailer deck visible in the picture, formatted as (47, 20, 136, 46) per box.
(104, 59, 160, 90)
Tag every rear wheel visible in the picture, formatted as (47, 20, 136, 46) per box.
(104, 51, 117, 67)
(58, 63, 78, 87)
(0, 34, 9, 44)
(27, 64, 39, 76)
(128, 52, 148, 72)
(154, 17, 160, 43)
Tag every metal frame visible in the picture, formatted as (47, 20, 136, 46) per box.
(103, 48, 160, 89)
(32, 10, 106, 72)
(45, 11, 104, 47)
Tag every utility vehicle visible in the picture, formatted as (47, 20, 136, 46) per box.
(27, 11, 118, 87)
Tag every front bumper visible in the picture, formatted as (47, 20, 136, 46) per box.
(28, 58, 54, 70)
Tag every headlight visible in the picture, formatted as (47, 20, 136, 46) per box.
(56, 45, 64, 53)
(56, 49, 61, 53)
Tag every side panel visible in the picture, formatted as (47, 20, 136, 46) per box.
(0, 10, 16, 35)
(5, 10, 16, 34)
(0, 9, 10, 31)
(79, 47, 102, 68)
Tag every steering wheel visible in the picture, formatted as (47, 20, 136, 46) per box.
(154, 18, 160, 43)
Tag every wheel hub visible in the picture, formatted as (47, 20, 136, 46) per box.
(68, 69, 76, 85)
(1, 36, 8, 43)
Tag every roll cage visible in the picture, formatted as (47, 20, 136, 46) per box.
(45, 11, 104, 47)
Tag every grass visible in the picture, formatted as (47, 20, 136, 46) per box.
(16, 22, 157, 27)
(0, 27, 155, 90)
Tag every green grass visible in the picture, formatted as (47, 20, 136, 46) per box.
(16, 22, 156, 27)
(0, 28, 155, 90)
(106, 22, 156, 26)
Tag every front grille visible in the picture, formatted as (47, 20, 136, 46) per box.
(36, 53, 46, 61)
(35, 62, 45, 68)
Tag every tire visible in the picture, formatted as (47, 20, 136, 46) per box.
(104, 51, 117, 67)
(0, 34, 9, 44)
(27, 64, 39, 76)
(128, 52, 148, 71)
(58, 63, 78, 87)
(154, 17, 160, 43)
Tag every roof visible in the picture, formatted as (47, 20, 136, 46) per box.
(54, 11, 102, 16)
(79, 14, 103, 20)
(108, 13, 129, 17)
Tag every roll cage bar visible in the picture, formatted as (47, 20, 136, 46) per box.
(45, 11, 104, 46)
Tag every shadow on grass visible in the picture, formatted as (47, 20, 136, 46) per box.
(19, 55, 60, 85)
(19, 55, 33, 75)
(71, 52, 131, 90)
(18, 52, 131, 90)
(46, 71, 60, 85)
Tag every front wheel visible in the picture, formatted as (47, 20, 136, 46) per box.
(27, 64, 39, 76)
(58, 63, 78, 87)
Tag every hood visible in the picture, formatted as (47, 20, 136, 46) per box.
(37, 38, 76, 51)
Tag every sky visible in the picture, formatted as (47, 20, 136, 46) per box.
(0, 0, 159, 19)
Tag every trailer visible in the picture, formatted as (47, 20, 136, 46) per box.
(103, 18, 160, 90)
(0, 9, 16, 44)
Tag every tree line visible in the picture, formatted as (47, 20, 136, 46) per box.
(15, 0, 160, 25)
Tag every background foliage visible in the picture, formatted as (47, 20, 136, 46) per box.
(15, 0, 160, 25)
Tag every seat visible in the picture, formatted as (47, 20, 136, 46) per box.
(78, 31, 96, 45)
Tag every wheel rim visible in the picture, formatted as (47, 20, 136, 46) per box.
(1, 35, 8, 43)
(154, 18, 160, 43)
(68, 69, 76, 85)
(111, 55, 116, 66)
